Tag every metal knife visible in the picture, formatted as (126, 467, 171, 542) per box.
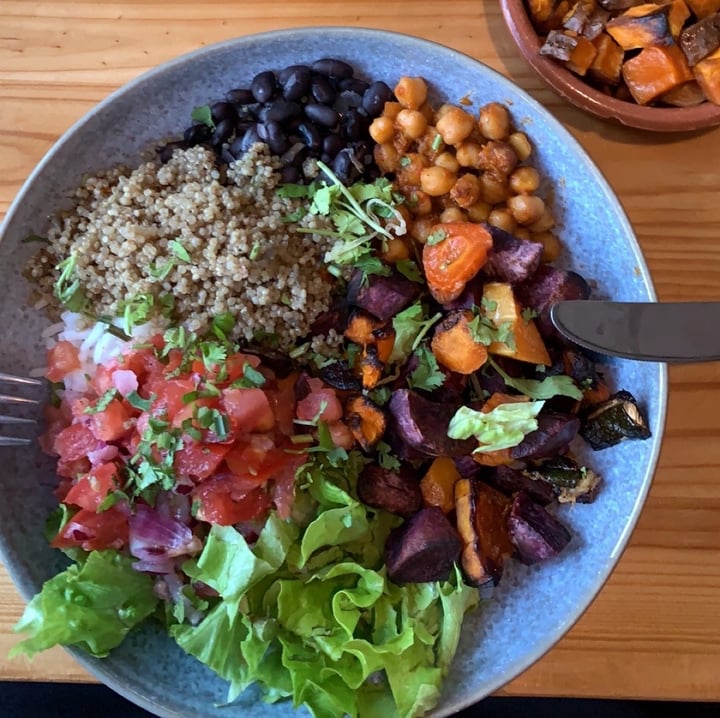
(550, 300, 720, 363)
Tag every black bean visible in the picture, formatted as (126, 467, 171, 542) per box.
(312, 58, 354, 79)
(257, 121, 289, 154)
(340, 77, 370, 95)
(211, 101, 238, 124)
(184, 123, 213, 146)
(235, 103, 262, 121)
(311, 75, 337, 105)
(279, 64, 312, 101)
(251, 70, 277, 102)
(342, 108, 369, 140)
(362, 80, 394, 117)
(158, 140, 187, 164)
(304, 103, 340, 128)
(258, 100, 302, 124)
(220, 147, 236, 166)
(353, 139, 373, 163)
(280, 142, 308, 168)
(235, 119, 256, 135)
(335, 90, 363, 114)
(211, 117, 235, 146)
(279, 165, 301, 184)
(331, 148, 355, 183)
(226, 88, 255, 105)
(296, 120, 323, 151)
(322, 134, 344, 160)
(236, 125, 262, 155)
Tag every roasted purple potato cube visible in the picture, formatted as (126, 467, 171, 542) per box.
(347, 269, 419, 322)
(511, 412, 580, 461)
(482, 225, 544, 284)
(357, 463, 423, 517)
(486, 465, 556, 506)
(515, 264, 591, 315)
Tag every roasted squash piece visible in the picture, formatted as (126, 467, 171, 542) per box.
(563, 0, 597, 34)
(481, 282, 552, 366)
(606, 3, 673, 49)
(622, 41, 693, 103)
(680, 12, 720, 66)
(430, 311, 489, 375)
(420, 456, 462, 514)
(356, 344, 385, 390)
(346, 395, 387, 451)
(659, 78, 707, 104)
(567, 34, 600, 74)
(693, 45, 720, 102)
(686, 0, 720, 19)
(455, 478, 514, 587)
(667, 0, 691, 37)
(528, 0, 573, 32)
(599, 0, 648, 8)
(540, 29, 580, 62)
(590, 31, 626, 82)
(372, 325, 396, 364)
(344, 310, 384, 346)
(584, 5, 612, 38)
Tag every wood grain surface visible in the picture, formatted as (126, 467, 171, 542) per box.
(2, 0, 720, 702)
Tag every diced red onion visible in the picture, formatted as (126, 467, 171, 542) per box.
(112, 369, 139, 397)
(87, 443, 119, 466)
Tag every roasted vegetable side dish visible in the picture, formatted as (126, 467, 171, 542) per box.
(16, 64, 652, 718)
(527, 0, 720, 106)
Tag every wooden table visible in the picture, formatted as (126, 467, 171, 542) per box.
(2, 0, 720, 704)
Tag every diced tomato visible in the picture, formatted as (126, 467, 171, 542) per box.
(296, 382, 343, 423)
(91, 363, 117, 395)
(151, 378, 197, 421)
(224, 436, 290, 485)
(64, 462, 119, 511)
(267, 373, 297, 437)
(122, 348, 165, 389)
(56, 456, 91, 479)
(192, 479, 271, 526)
(89, 399, 132, 442)
(272, 452, 306, 520)
(221, 388, 275, 433)
(54, 423, 97, 462)
(163, 349, 184, 375)
(39, 402, 73, 456)
(327, 420, 355, 449)
(46, 340, 81, 383)
(174, 441, 231, 481)
(51, 504, 129, 551)
(224, 352, 261, 382)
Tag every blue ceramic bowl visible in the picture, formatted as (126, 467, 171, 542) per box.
(0, 27, 666, 718)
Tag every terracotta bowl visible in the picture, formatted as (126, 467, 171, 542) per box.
(499, 0, 720, 132)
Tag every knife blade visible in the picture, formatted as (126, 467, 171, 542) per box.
(550, 300, 720, 363)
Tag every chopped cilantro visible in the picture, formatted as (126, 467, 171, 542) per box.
(83, 389, 118, 414)
(54, 254, 87, 312)
(367, 386, 391, 406)
(249, 241, 262, 260)
(488, 357, 583, 401)
(119, 293, 154, 335)
(408, 346, 446, 391)
(395, 259, 424, 283)
(168, 239, 191, 263)
(521, 307, 539, 323)
(126, 391, 154, 411)
(389, 302, 442, 364)
(425, 229, 447, 246)
(199, 341, 227, 371)
(149, 259, 175, 281)
(376, 440, 401, 471)
(467, 311, 516, 350)
(231, 363, 266, 389)
(97, 489, 129, 513)
(355, 255, 392, 283)
(22, 233, 49, 244)
(399, 156, 411, 167)
(210, 312, 235, 341)
(190, 104, 215, 130)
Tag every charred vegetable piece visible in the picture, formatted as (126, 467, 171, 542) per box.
(455, 478, 514, 587)
(508, 490, 572, 565)
(372, 325, 396, 363)
(563, 348, 601, 386)
(584, 6, 612, 39)
(580, 389, 651, 449)
(356, 344, 385, 390)
(515, 264, 591, 315)
(606, 4, 673, 50)
(420, 456, 462, 514)
(568, 34, 601, 75)
(540, 29, 580, 62)
(389, 389, 476, 457)
(482, 225, 544, 284)
(563, 1, 597, 34)
(693, 46, 720, 103)
(384, 506, 462, 583)
(511, 412, 581, 461)
(527, 456, 602, 503)
(346, 394, 387, 451)
(431, 311, 489, 375)
(347, 269, 419, 322)
(528, 0, 573, 32)
(357, 463, 422, 517)
(622, 42, 694, 104)
(660, 79, 708, 105)
(599, 0, 648, 8)
(590, 32, 625, 83)
(486, 464, 557, 506)
(309, 294, 350, 336)
(453, 454, 487, 479)
(319, 361, 362, 391)
(344, 309, 384, 346)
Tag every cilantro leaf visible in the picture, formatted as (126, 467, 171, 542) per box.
(376, 440, 401, 471)
(521, 307, 539, 323)
(83, 389, 118, 414)
(190, 104, 215, 130)
(395, 259, 424, 283)
(169, 239, 191, 263)
(389, 303, 442, 364)
(425, 228, 447, 246)
(408, 346, 446, 391)
(230, 362, 266, 389)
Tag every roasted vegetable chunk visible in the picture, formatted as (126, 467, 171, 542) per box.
(589, 32, 625, 84)
(508, 490, 572, 565)
(346, 395, 386, 451)
(455, 478, 514, 587)
(622, 42, 694, 105)
(693, 46, 720, 103)
(483, 225, 544, 284)
(486, 464, 557, 506)
(319, 361, 362, 392)
(389, 389, 476, 457)
(357, 463, 422, 517)
(515, 264, 591, 315)
(385, 507, 462, 583)
(606, 4, 673, 50)
(347, 269, 419, 322)
(431, 311, 489, 375)
(420, 456, 462, 513)
(511, 412, 581, 460)
(580, 389, 651, 449)
(527, 456, 602, 503)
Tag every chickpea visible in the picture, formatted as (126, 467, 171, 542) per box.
(369, 116, 395, 144)
(419, 101, 436, 122)
(417, 128, 444, 158)
(406, 189, 433, 216)
(420, 166, 456, 196)
(455, 141, 482, 168)
(529, 208, 556, 233)
(508, 131, 532, 161)
(478, 102, 511, 141)
(479, 173, 509, 204)
(411, 215, 441, 244)
(383, 101, 403, 120)
(395, 109, 428, 140)
(508, 194, 546, 226)
(435, 103, 455, 120)
(382, 236, 411, 263)
(466, 200, 492, 223)
(488, 208, 517, 234)
(396, 153, 427, 189)
(394, 76, 428, 110)
(535, 231, 562, 262)
(450, 173, 482, 209)
(374, 143, 400, 174)
(436, 106, 476, 145)
(509, 166, 541, 195)
(434, 151, 459, 173)
(514, 227, 532, 241)
(440, 207, 467, 223)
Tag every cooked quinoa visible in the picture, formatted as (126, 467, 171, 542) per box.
(28, 144, 337, 349)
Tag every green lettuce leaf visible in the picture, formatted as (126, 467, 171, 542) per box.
(488, 357, 583, 401)
(11, 551, 157, 658)
(448, 401, 545, 452)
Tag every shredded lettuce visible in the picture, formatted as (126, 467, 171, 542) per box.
(11, 551, 158, 658)
(448, 401, 545, 453)
(488, 357, 583, 401)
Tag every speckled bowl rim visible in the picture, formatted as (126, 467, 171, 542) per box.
(0, 25, 668, 718)
(499, 0, 720, 132)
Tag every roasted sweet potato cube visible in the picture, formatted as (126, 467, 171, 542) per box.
(599, 0, 648, 8)
(693, 46, 720, 103)
(567, 34, 600, 74)
(659, 79, 707, 104)
(528, 0, 573, 32)
(356, 344, 385, 390)
(563, 1, 597, 33)
(606, 4, 673, 49)
(584, 6, 612, 39)
(622, 42, 694, 104)
(686, 0, 720, 19)
(345, 395, 386, 451)
(667, 0, 691, 37)
(420, 456, 462, 514)
(540, 29, 579, 62)
(344, 310, 384, 346)
(680, 12, 720, 66)
(590, 32, 625, 83)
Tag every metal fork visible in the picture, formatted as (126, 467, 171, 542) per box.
(0, 372, 43, 446)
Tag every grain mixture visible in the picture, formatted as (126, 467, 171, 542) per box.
(28, 144, 335, 348)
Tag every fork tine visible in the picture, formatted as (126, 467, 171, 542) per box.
(0, 394, 40, 405)
(0, 436, 33, 447)
(0, 372, 43, 386)
(0, 414, 36, 424)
